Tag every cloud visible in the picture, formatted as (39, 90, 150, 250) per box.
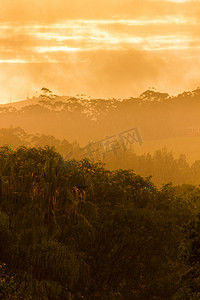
(0, 0, 199, 22)
(0, 17, 199, 64)
(0, 0, 199, 102)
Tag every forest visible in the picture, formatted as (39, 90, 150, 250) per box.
(0, 126, 200, 187)
(0, 145, 200, 299)
(2, 88, 200, 145)
(1, 89, 200, 299)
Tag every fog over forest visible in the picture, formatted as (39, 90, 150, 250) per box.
(2, 87, 200, 299)
(2, 0, 200, 298)
(1, 87, 200, 158)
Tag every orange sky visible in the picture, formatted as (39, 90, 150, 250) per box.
(0, 0, 200, 103)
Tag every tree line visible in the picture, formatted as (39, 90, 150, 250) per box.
(2, 88, 200, 144)
(1, 127, 200, 186)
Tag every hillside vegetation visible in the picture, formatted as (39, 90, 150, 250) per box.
(1, 127, 200, 187)
(1, 88, 200, 145)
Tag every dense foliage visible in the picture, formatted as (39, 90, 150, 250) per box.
(1, 127, 200, 187)
(0, 146, 199, 299)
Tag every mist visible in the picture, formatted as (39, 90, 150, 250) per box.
(2, 1, 200, 299)
(1, 49, 200, 102)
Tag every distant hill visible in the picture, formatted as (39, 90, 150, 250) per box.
(1, 88, 200, 162)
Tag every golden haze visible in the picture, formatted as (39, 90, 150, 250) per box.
(0, 0, 199, 102)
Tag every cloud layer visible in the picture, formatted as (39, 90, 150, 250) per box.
(0, 0, 200, 102)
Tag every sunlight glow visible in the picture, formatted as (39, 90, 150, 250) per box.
(36, 46, 81, 52)
(0, 16, 198, 63)
(168, 0, 190, 2)
(162, 0, 191, 2)
(0, 59, 28, 63)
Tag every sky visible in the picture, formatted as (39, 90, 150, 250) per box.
(0, 0, 200, 103)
